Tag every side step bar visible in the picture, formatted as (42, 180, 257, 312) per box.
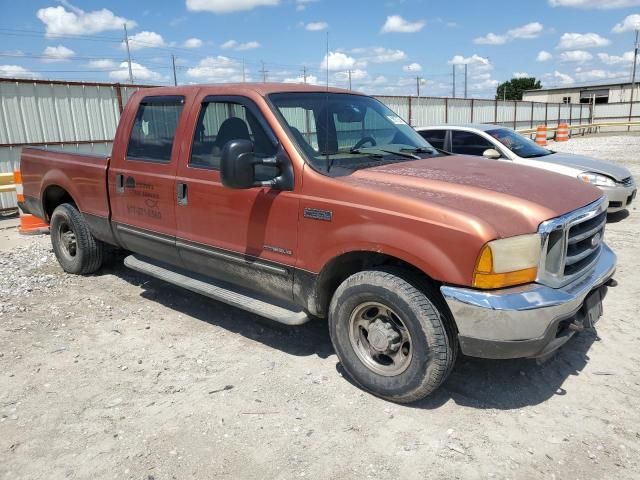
(124, 254, 311, 326)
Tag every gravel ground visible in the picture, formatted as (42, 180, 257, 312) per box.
(1, 135, 639, 480)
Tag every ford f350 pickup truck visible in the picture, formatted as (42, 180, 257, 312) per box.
(20, 84, 616, 403)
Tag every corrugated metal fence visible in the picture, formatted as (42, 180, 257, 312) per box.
(1, 77, 638, 211)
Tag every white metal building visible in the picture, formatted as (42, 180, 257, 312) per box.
(523, 81, 640, 104)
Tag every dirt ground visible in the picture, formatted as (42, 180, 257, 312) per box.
(1, 135, 639, 480)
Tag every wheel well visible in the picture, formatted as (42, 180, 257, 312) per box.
(314, 251, 440, 317)
(42, 185, 75, 220)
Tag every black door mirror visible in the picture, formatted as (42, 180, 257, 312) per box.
(220, 139, 294, 190)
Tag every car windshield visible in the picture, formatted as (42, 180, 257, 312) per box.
(486, 128, 553, 158)
(268, 92, 439, 172)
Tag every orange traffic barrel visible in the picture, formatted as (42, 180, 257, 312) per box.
(556, 123, 569, 142)
(13, 170, 49, 235)
(535, 125, 548, 146)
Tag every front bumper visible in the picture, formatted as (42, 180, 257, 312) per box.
(440, 244, 616, 359)
(600, 183, 636, 213)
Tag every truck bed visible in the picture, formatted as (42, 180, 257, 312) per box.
(21, 147, 110, 221)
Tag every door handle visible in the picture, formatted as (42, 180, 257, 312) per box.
(116, 174, 124, 193)
(177, 183, 188, 206)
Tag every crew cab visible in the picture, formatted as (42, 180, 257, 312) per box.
(20, 84, 616, 403)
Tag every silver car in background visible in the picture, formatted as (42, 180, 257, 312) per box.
(416, 124, 636, 214)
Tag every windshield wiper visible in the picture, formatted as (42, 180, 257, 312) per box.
(350, 146, 421, 159)
(400, 146, 438, 155)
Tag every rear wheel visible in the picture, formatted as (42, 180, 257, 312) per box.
(328, 269, 457, 403)
(50, 203, 104, 274)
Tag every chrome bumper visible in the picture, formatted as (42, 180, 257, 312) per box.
(440, 243, 616, 359)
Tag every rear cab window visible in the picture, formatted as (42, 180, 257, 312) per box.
(126, 96, 185, 163)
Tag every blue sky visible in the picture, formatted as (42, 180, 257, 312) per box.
(2, 0, 640, 97)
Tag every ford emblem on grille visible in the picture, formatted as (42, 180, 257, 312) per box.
(591, 232, 601, 248)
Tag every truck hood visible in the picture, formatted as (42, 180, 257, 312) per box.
(538, 151, 631, 182)
(338, 155, 603, 238)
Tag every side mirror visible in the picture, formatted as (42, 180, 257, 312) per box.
(482, 148, 501, 160)
(220, 139, 294, 190)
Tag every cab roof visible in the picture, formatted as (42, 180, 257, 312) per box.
(140, 82, 358, 97)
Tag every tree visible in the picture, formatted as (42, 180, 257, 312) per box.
(496, 77, 541, 101)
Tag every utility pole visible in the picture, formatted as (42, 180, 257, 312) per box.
(242, 58, 246, 82)
(630, 29, 639, 104)
(452, 64, 456, 98)
(259, 61, 268, 83)
(123, 24, 133, 83)
(416, 76, 422, 97)
(464, 63, 468, 99)
(347, 70, 352, 90)
(171, 54, 177, 86)
(302, 65, 308, 83)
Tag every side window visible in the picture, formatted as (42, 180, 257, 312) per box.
(451, 131, 494, 156)
(127, 97, 184, 163)
(419, 130, 446, 149)
(190, 101, 277, 171)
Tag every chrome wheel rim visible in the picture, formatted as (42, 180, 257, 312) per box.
(57, 222, 77, 260)
(348, 301, 413, 376)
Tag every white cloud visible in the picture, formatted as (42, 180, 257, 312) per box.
(295, 0, 318, 11)
(321, 51, 363, 71)
(41, 45, 75, 62)
(87, 59, 117, 69)
(186, 56, 246, 82)
(612, 14, 640, 33)
(123, 31, 167, 51)
(380, 15, 425, 33)
(513, 72, 530, 79)
(353, 47, 407, 63)
(598, 51, 635, 64)
(283, 74, 320, 84)
(549, 0, 640, 8)
(475, 22, 543, 45)
(184, 38, 203, 49)
(403, 62, 422, 72)
(109, 62, 164, 82)
(537, 50, 553, 62)
(449, 54, 492, 71)
(36, 4, 135, 37)
(552, 70, 575, 85)
(0, 65, 39, 79)
(305, 21, 328, 31)
(186, 0, 279, 13)
(557, 32, 610, 50)
(220, 40, 261, 50)
(559, 50, 593, 63)
(574, 68, 628, 81)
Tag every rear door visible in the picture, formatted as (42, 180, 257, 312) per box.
(450, 130, 495, 157)
(109, 95, 187, 266)
(174, 94, 299, 302)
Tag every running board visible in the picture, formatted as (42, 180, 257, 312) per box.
(124, 254, 311, 326)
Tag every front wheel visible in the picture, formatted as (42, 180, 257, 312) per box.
(328, 269, 457, 403)
(50, 203, 104, 275)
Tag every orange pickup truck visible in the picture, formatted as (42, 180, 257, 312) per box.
(20, 84, 616, 403)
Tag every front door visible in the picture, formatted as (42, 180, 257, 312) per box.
(174, 95, 299, 302)
(109, 95, 187, 266)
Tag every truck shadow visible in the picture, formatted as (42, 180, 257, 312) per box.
(107, 260, 335, 360)
(607, 210, 630, 223)
(409, 330, 599, 410)
(107, 259, 599, 410)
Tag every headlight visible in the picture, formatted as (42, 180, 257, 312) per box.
(472, 234, 541, 289)
(577, 172, 616, 188)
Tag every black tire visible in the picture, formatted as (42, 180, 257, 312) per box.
(328, 268, 457, 403)
(50, 203, 104, 274)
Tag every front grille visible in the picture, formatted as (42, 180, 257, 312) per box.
(620, 176, 635, 187)
(538, 198, 607, 288)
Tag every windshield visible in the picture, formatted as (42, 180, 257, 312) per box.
(486, 128, 552, 159)
(268, 92, 438, 171)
